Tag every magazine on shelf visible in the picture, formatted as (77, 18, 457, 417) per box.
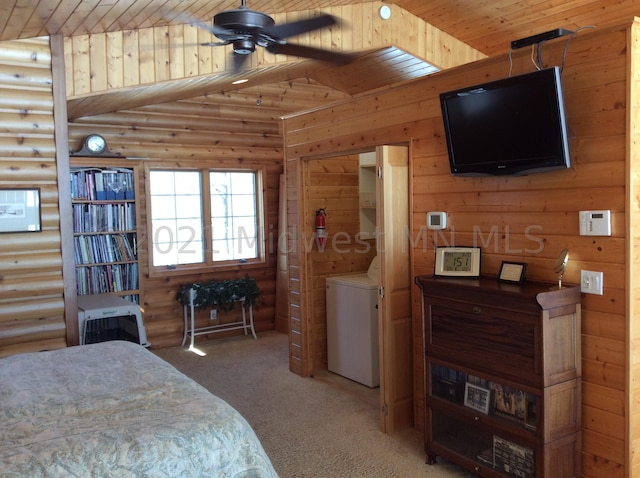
(493, 436, 535, 478)
(491, 383, 526, 422)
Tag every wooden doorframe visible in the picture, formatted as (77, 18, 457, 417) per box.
(284, 143, 413, 433)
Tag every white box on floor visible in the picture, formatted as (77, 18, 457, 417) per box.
(77, 294, 149, 347)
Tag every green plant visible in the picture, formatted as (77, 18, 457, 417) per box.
(176, 275, 262, 311)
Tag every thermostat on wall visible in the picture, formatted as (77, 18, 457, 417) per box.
(579, 210, 611, 236)
(427, 211, 447, 230)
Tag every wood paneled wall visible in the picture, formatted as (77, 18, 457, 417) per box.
(0, 38, 68, 358)
(304, 155, 377, 368)
(283, 21, 635, 478)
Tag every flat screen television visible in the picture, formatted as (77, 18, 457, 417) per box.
(439, 67, 571, 176)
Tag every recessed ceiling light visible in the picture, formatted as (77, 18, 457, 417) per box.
(232, 78, 249, 85)
(379, 5, 391, 20)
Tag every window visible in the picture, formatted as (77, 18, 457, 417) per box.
(210, 171, 258, 261)
(147, 165, 265, 274)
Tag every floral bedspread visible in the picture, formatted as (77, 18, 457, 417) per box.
(0, 340, 278, 477)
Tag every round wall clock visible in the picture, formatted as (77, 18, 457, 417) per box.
(71, 133, 121, 157)
(85, 134, 107, 155)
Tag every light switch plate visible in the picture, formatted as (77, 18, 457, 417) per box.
(581, 270, 603, 295)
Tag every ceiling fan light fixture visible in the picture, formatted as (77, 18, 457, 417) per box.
(233, 39, 255, 55)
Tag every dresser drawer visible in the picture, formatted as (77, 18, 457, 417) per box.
(425, 300, 540, 386)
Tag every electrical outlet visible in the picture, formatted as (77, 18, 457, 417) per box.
(581, 270, 603, 295)
(210, 309, 217, 320)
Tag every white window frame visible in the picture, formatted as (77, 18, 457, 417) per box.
(145, 162, 267, 277)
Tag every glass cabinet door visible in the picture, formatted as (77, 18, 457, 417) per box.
(428, 363, 538, 478)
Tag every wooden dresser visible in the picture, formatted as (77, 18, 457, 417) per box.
(415, 276, 581, 478)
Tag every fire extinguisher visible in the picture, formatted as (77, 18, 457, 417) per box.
(315, 208, 327, 249)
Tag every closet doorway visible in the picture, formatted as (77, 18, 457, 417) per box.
(289, 144, 412, 433)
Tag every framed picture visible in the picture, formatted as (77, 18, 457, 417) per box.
(498, 261, 527, 284)
(463, 382, 491, 414)
(0, 188, 41, 233)
(434, 246, 481, 278)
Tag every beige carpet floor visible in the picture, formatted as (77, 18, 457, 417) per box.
(154, 331, 475, 478)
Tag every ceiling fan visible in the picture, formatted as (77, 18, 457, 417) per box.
(191, 0, 354, 72)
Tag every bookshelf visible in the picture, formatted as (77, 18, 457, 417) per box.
(70, 159, 141, 304)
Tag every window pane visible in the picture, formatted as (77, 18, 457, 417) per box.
(152, 218, 179, 266)
(176, 240, 203, 264)
(176, 218, 203, 242)
(175, 172, 201, 195)
(211, 217, 230, 240)
(231, 194, 256, 216)
(149, 170, 203, 266)
(150, 196, 177, 219)
(149, 171, 175, 195)
(234, 216, 257, 239)
(211, 240, 235, 261)
(210, 171, 258, 261)
(175, 195, 202, 217)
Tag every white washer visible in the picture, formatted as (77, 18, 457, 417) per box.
(326, 273, 379, 387)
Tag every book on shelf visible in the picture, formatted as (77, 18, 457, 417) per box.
(74, 234, 137, 265)
(431, 364, 466, 403)
(71, 168, 135, 201)
(76, 263, 138, 295)
(493, 435, 535, 478)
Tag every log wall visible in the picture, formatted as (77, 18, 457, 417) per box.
(282, 21, 636, 478)
(0, 38, 68, 358)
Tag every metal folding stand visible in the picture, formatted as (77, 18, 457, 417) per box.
(182, 287, 256, 349)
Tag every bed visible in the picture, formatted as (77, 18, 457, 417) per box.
(0, 340, 278, 477)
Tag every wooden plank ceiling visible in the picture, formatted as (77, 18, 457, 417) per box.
(65, 46, 436, 119)
(2, 1, 638, 56)
(2, 0, 639, 115)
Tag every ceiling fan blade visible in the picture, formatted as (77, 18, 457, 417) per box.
(263, 14, 338, 40)
(266, 42, 354, 65)
(232, 52, 250, 73)
(170, 10, 236, 38)
(200, 40, 232, 47)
